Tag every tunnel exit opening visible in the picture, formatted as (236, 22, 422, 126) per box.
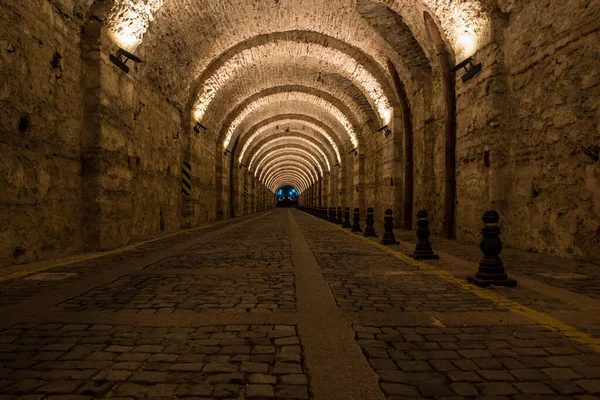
(277, 185, 298, 207)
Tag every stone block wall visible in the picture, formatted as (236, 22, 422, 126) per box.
(500, 0, 600, 260)
(0, 0, 85, 265)
(447, 0, 600, 261)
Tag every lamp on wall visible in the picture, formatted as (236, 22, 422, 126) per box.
(223, 149, 232, 157)
(348, 148, 358, 156)
(582, 145, 599, 162)
(194, 122, 207, 134)
(451, 56, 482, 83)
(334, 162, 340, 168)
(376, 125, 392, 137)
(109, 47, 143, 74)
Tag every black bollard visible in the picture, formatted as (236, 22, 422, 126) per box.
(336, 206, 343, 225)
(342, 207, 352, 228)
(380, 209, 399, 245)
(329, 207, 336, 223)
(351, 208, 363, 232)
(468, 211, 517, 287)
(411, 210, 439, 260)
(363, 207, 378, 237)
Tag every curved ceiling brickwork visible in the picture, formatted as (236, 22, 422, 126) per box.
(202, 68, 381, 142)
(259, 156, 320, 183)
(270, 175, 308, 193)
(256, 149, 324, 179)
(220, 89, 365, 150)
(238, 117, 343, 165)
(249, 140, 331, 173)
(99, 0, 489, 195)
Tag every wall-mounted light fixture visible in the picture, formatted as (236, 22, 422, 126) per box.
(334, 162, 340, 168)
(451, 56, 482, 83)
(194, 122, 207, 134)
(223, 149, 232, 157)
(109, 47, 143, 74)
(582, 145, 599, 162)
(348, 148, 358, 156)
(239, 163, 247, 169)
(376, 125, 392, 137)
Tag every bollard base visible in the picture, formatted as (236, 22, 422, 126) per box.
(381, 239, 399, 245)
(467, 275, 517, 288)
(351, 227, 363, 233)
(363, 232, 378, 238)
(411, 253, 439, 260)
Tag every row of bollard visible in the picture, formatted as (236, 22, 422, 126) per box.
(296, 205, 516, 288)
(299, 206, 400, 245)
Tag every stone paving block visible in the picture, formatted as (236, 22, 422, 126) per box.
(274, 385, 309, 399)
(0, 324, 306, 400)
(57, 273, 297, 313)
(354, 324, 600, 399)
(247, 384, 275, 398)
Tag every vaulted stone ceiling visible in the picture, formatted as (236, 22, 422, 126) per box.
(99, 0, 491, 194)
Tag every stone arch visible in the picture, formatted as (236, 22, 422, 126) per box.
(186, 30, 399, 126)
(247, 135, 333, 172)
(270, 175, 308, 193)
(238, 115, 345, 164)
(264, 166, 313, 191)
(218, 86, 368, 151)
(201, 68, 381, 148)
(251, 141, 329, 175)
(267, 171, 311, 193)
(260, 156, 319, 184)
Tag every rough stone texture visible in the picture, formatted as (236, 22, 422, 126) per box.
(1, 0, 599, 268)
(354, 324, 600, 400)
(0, 324, 307, 399)
(0, 1, 86, 266)
(2, 209, 600, 399)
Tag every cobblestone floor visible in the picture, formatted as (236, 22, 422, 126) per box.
(57, 273, 296, 313)
(0, 208, 599, 400)
(393, 230, 600, 300)
(353, 324, 600, 399)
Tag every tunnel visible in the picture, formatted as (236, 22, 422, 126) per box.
(1, 0, 600, 398)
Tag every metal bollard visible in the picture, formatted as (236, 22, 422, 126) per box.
(351, 208, 363, 233)
(363, 207, 378, 237)
(342, 207, 352, 228)
(336, 206, 343, 225)
(468, 211, 517, 287)
(380, 209, 399, 245)
(329, 207, 336, 223)
(411, 210, 439, 260)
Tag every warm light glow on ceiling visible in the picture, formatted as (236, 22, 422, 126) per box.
(239, 119, 341, 164)
(193, 41, 391, 126)
(259, 157, 318, 183)
(269, 175, 307, 193)
(267, 172, 309, 193)
(249, 138, 331, 172)
(437, 1, 490, 59)
(457, 29, 477, 56)
(223, 92, 358, 150)
(266, 169, 311, 192)
(254, 148, 324, 178)
(108, 0, 163, 52)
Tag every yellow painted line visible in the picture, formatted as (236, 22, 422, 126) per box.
(0, 214, 254, 283)
(307, 212, 600, 353)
